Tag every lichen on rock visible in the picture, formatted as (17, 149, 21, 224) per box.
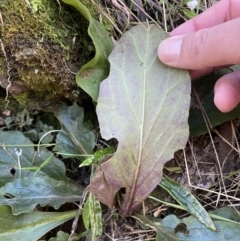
(0, 0, 91, 110)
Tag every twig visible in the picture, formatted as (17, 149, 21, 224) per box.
(0, 11, 4, 26)
(0, 39, 11, 109)
(162, 0, 167, 32)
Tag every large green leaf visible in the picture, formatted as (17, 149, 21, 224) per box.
(136, 207, 240, 241)
(61, 0, 114, 101)
(189, 66, 240, 137)
(159, 175, 215, 231)
(159, 207, 240, 240)
(91, 24, 191, 216)
(54, 104, 95, 160)
(0, 205, 77, 241)
(0, 176, 82, 215)
(0, 131, 66, 186)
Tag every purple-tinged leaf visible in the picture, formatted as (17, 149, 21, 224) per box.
(88, 156, 118, 208)
(91, 24, 191, 216)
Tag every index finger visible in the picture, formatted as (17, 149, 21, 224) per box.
(171, 0, 240, 36)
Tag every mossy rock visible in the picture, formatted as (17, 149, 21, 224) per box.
(0, 0, 92, 110)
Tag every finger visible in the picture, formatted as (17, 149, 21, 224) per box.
(189, 68, 214, 80)
(171, 0, 240, 36)
(190, 65, 229, 80)
(214, 70, 240, 112)
(158, 18, 240, 69)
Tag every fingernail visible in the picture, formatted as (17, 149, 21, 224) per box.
(158, 36, 183, 63)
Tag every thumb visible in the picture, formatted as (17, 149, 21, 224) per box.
(214, 70, 240, 113)
(158, 18, 240, 70)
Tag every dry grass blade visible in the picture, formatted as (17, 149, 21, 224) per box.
(181, 88, 240, 216)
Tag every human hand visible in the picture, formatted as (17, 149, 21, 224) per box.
(158, 0, 240, 113)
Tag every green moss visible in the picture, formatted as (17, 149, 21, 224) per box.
(13, 92, 29, 107)
(80, 0, 114, 31)
(0, 0, 91, 109)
